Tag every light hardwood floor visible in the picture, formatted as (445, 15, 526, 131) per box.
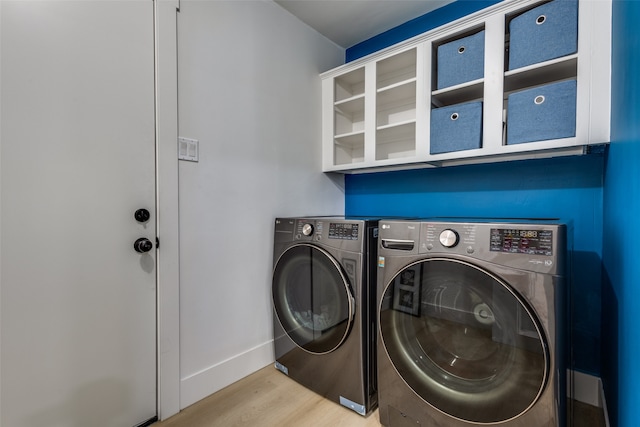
(153, 365, 381, 427)
(153, 364, 605, 427)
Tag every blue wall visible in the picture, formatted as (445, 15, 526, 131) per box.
(343, 1, 605, 377)
(346, 157, 604, 376)
(346, 0, 501, 61)
(602, 2, 640, 427)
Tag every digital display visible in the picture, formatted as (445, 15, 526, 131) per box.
(329, 223, 359, 240)
(490, 228, 553, 255)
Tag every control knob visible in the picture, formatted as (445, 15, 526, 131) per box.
(301, 223, 314, 236)
(439, 229, 459, 248)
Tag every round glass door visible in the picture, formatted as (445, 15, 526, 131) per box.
(379, 258, 549, 423)
(273, 244, 354, 354)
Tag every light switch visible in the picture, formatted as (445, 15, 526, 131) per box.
(178, 137, 199, 162)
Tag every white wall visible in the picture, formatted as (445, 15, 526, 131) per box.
(177, 0, 345, 408)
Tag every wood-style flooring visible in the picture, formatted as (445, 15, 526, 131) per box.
(152, 365, 606, 427)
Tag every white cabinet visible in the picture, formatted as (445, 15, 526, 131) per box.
(321, 0, 611, 173)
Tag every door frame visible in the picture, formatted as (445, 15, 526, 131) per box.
(155, 0, 181, 420)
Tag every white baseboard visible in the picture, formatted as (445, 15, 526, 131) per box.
(600, 379, 611, 427)
(569, 370, 602, 407)
(180, 340, 274, 410)
(568, 370, 610, 426)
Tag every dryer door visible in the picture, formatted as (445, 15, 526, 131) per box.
(273, 243, 355, 355)
(379, 258, 549, 424)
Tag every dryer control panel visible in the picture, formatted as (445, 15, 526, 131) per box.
(275, 217, 372, 253)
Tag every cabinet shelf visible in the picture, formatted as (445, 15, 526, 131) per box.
(335, 130, 365, 145)
(378, 77, 417, 96)
(335, 68, 365, 103)
(377, 48, 417, 89)
(431, 79, 484, 107)
(377, 119, 416, 132)
(377, 79, 417, 127)
(335, 94, 364, 114)
(504, 55, 578, 94)
(334, 94, 364, 136)
(376, 121, 416, 161)
(334, 131, 365, 165)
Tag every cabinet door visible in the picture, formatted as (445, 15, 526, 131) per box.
(1, 2, 157, 426)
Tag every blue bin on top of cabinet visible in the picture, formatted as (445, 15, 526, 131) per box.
(507, 79, 577, 145)
(430, 101, 483, 154)
(437, 31, 485, 90)
(508, 1, 578, 70)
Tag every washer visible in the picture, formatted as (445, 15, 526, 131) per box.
(376, 219, 569, 426)
(272, 217, 378, 415)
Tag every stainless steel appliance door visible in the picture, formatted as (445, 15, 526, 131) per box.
(273, 244, 355, 355)
(379, 258, 549, 424)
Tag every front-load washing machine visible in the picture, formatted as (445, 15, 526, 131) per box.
(272, 217, 378, 415)
(376, 219, 569, 426)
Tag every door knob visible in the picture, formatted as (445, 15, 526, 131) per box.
(134, 237, 153, 253)
(134, 208, 151, 223)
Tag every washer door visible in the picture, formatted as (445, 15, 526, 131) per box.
(273, 244, 355, 355)
(379, 258, 549, 424)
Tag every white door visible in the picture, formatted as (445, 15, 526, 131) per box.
(1, 2, 157, 426)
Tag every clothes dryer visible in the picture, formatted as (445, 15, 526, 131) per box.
(376, 219, 568, 426)
(272, 217, 378, 415)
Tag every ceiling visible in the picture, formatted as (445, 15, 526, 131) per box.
(274, 0, 455, 49)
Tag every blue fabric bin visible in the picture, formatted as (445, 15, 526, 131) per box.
(507, 79, 577, 145)
(436, 31, 485, 90)
(430, 101, 483, 154)
(508, 1, 578, 70)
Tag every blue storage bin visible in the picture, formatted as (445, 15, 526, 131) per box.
(507, 80, 577, 145)
(430, 101, 483, 154)
(508, 1, 578, 70)
(437, 31, 485, 90)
